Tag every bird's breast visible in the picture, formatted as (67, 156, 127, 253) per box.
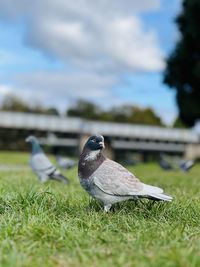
(78, 154, 105, 180)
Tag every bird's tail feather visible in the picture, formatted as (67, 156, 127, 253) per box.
(142, 184, 163, 194)
(147, 193, 173, 202)
(49, 170, 69, 184)
(142, 183, 173, 201)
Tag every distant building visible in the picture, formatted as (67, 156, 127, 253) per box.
(0, 111, 199, 160)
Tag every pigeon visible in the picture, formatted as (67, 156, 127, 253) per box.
(159, 153, 195, 173)
(179, 159, 195, 172)
(26, 135, 69, 184)
(158, 153, 174, 171)
(78, 135, 173, 212)
(56, 155, 76, 170)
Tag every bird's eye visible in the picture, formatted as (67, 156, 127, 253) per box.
(91, 139, 95, 142)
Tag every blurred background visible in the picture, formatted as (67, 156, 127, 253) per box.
(0, 0, 200, 162)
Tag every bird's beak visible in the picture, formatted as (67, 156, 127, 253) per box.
(25, 137, 30, 143)
(99, 141, 105, 149)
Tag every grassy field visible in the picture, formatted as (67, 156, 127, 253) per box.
(0, 152, 200, 267)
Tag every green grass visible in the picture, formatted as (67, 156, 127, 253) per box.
(0, 152, 200, 267)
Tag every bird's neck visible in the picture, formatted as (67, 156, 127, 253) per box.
(78, 149, 106, 179)
(81, 147, 105, 160)
(32, 142, 43, 154)
(84, 149, 101, 161)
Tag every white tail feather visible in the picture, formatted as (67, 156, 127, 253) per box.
(149, 193, 173, 201)
(141, 183, 173, 202)
(142, 183, 164, 194)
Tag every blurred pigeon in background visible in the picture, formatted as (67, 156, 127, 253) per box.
(26, 135, 69, 184)
(159, 153, 195, 173)
(158, 153, 174, 171)
(78, 135, 172, 212)
(179, 159, 195, 172)
(56, 155, 76, 169)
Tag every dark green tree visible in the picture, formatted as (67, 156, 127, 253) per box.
(1, 95, 30, 112)
(172, 116, 188, 128)
(131, 107, 163, 126)
(110, 105, 163, 125)
(164, 0, 200, 126)
(67, 100, 101, 120)
(1, 95, 59, 115)
(67, 100, 163, 126)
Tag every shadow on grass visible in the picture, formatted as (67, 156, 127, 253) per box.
(86, 198, 172, 220)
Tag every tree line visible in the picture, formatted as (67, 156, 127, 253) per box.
(0, 95, 59, 116)
(67, 100, 164, 126)
(0, 95, 187, 128)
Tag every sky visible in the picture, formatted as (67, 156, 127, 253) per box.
(0, 0, 182, 125)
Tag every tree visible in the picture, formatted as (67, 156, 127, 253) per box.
(67, 100, 164, 126)
(1, 95, 30, 112)
(172, 116, 188, 128)
(67, 100, 101, 120)
(131, 107, 163, 126)
(164, 0, 200, 126)
(110, 105, 163, 125)
(45, 108, 59, 116)
(0, 95, 59, 115)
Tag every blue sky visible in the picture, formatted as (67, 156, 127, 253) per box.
(0, 0, 182, 125)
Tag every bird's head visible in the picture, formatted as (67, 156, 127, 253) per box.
(25, 135, 39, 144)
(84, 135, 105, 151)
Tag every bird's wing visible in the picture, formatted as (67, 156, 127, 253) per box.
(30, 152, 55, 174)
(93, 159, 143, 196)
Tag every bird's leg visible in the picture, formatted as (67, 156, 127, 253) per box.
(104, 204, 112, 212)
(40, 173, 49, 183)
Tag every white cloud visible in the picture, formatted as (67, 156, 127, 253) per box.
(0, 84, 13, 104)
(12, 71, 117, 96)
(0, 0, 164, 72)
(0, 0, 160, 19)
(0, 84, 12, 95)
(103, 17, 165, 71)
(0, 0, 174, 122)
(0, 70, 118, 111)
